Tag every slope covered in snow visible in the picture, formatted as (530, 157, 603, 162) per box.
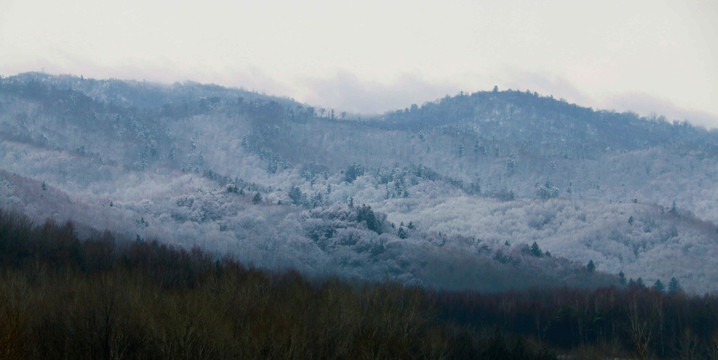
(1, 73, 716, 292)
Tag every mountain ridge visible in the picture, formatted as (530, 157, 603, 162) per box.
(1, 72, 716, 292)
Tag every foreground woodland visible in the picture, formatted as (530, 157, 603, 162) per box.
(0, 208, 717, 359)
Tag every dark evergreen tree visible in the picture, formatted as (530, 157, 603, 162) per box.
(530, 242, 543, 257)
(344, 163, 364, 183)
(356, 205, 381, 234)
(670, 200, 678, 215)
(397, 227, 408, 239)
(668, 277, 683, 294)
(586, 260, 595, 273)
(652, 279, 665, 293)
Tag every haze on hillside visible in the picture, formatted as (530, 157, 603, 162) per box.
(1, 0, 717, 127)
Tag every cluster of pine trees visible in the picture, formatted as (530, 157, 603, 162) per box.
(1, 207, 717, 359)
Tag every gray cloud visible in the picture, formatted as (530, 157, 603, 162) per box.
(300, 73, 463, 115)
(607, 93, 718, 130)
(7, 60, 717, 130)
(503, 73, 594, 107)
(505, 73, 718, 129)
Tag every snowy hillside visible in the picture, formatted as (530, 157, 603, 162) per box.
(1, 72, 716, 292)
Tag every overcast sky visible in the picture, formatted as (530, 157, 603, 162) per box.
(1, 0, 717, 127)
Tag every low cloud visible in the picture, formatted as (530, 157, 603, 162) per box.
(503, 73, 594, 107)
(299, 73, 462, 115)
(6, 61, 716, 129)
(503, 73, 718, 129)
(606, 93, 718, 130)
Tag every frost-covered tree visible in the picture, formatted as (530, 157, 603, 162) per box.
(288, 186, 304, 206)
(311, 192, 323, 208)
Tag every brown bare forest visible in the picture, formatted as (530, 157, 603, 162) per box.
(1, 208, 717, 359)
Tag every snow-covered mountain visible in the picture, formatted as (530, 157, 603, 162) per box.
(1, 72, 716, 292)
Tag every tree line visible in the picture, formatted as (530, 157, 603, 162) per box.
(1, 207, 717, 359)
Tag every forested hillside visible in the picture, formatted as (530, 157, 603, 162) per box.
(1, 73, 717, 292)
(1, 208, 717, 359)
